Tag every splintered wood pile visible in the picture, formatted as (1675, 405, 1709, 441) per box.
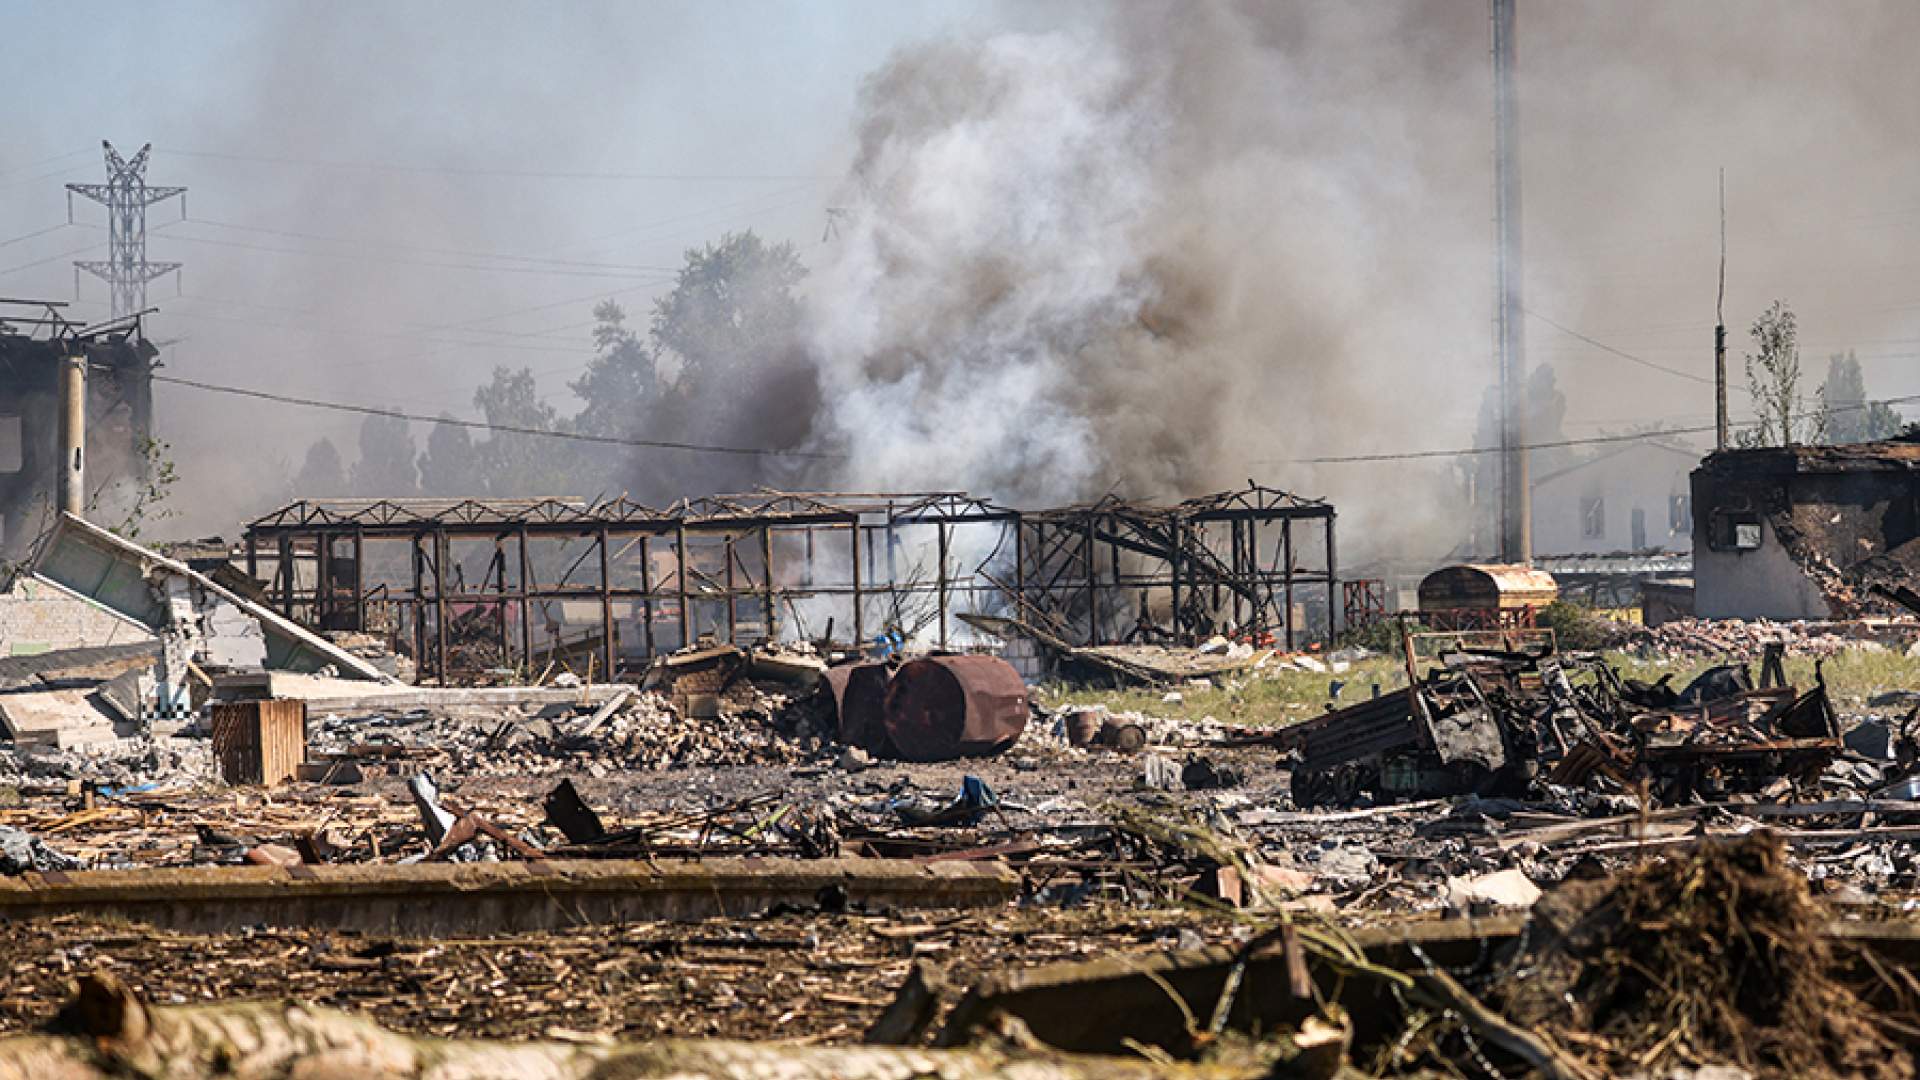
(0, 977, 1272, 1079)
(0, 908, 1234, 1046)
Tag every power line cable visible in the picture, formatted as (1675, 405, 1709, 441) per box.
(0, 222, 71, 251)
(146, 305, 615, 355)
(0, 162, 97, 194)
(174, 215, 682, 273)
(151, 373, 842, 460)
(156, 146, 834, 183)
(0, 240, 105, 278)
(0, 148, 91, 179)
(1524, 307, 1714, 385)
(128, 228, 673, 280)
(1276, 392, 1920, 465)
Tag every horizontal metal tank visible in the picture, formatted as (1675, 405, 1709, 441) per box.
(881, 655, 1029, 762)
(823, 661, 894, 756)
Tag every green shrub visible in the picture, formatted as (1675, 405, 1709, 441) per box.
(1537, 600, 1615, 651)
(1335, 617, 1425, 653)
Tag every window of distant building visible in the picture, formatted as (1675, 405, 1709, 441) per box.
(0, 415, 20, 474)
(1580, 497, 1605, 539)
(1669, 494, 1692, 535)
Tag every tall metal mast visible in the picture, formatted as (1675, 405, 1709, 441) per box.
(67, 141, 185, 322)
(1492, 0, 1530, 564)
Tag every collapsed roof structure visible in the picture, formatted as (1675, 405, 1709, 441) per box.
(241, 484, 1339, 682)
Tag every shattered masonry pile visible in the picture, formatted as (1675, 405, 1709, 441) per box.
(1613, 614, 1920, 660)
(307, 683, 831, 777)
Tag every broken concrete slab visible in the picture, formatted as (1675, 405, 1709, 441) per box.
(0, 689, 131, 749)
(90, 666, 145, 724)
(218, 671, 635, 713)
(29, 513, 388, 682)
(745, 648, 827, 689)
(0, 642, 157, 690)
(0, 858, 1021, 933)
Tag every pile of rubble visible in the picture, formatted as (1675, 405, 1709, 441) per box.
(307, 686, 833, 778)
(1611, 615, 1910, 660)
(323, 631, 416, 682)
(5, 730, 212, 789)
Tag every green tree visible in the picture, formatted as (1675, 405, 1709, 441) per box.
(291, 437, 346, 498)
(348, 411, 418, 497)
(474, 366, 572, 496)
(1737, 300, 1826, 447)
(644, 230, 818, 494)
(417, 415, 484, 496)
(568, 301, 661, 493)
(572, 301, 659, 438)
(104, 437, 177, 540)
(1821, 350, 1904, 444)
(650, 231, 807, 396)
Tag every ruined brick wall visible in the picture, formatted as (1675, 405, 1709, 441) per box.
(1691, 443, 1920, 619)
(0, 580, 153, 655)
(668, 660, 738, 716)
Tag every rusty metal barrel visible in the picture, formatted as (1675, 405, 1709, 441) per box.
(882, 655, 1029, 762)
(823, 661, 894, 756)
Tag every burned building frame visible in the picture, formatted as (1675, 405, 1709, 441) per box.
(0, 300, 156, 561)
(242, 483, 1337, 682)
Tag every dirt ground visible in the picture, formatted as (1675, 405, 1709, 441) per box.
(0, 905, 1239, 1044)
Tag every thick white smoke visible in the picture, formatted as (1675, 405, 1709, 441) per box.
(801, 4, 1490, 545)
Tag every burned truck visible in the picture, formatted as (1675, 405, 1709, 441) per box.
(1283, 637, 1840, 807)
(1282, 644, 1567, 806)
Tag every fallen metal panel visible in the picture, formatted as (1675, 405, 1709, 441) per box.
(0, 857, 1020, 933)
(29, 513, 389, 682)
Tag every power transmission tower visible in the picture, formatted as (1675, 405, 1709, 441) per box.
(66, 141, 185, 323)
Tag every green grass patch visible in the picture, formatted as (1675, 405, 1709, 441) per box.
(1035, 657, 1410, 728)
(1036, 647, 1920, 727)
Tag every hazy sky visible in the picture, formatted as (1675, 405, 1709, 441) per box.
(3, 1, 1918, 540)
(0, 1, 1019, 527)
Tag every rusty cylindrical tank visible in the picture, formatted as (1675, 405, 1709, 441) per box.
(823, 661, 895, 756)
(1065, 710, 1105, 748)
(882, 655, 1030, 762)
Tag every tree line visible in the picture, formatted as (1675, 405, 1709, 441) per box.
(288, 230, 815, 506)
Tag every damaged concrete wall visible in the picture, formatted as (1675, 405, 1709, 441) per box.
(1692, 513, 1832, 621)
(1691, 440, 1920, 619)
(29, 514, 388, 682)
(0, 333, 156, 562)
(0, 580, 155, 656)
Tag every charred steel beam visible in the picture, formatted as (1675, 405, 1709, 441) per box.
(638, 534, 655, 656)
(598, 525, 615, 679)
(517, 526, 533, 668)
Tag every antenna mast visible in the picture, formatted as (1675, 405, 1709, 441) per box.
(1715, 169, 1728, 450)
